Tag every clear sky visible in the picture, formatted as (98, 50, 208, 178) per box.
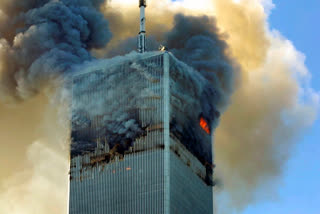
(244, 0, 320, 213)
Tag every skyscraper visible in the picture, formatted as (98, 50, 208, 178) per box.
(69, 51, 218, 213)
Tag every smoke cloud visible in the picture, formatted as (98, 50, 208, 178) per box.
(0, 93, 70, 214)
(103, 12, 238, 111)
(212, 0, 319, 213)
(0, 0, 111, 102)
(165, 14, 237, 109)
(0, 0, 111, 213)
(0, 141, 69, 214)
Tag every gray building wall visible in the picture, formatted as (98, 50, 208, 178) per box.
(69, 149, 165, 214)
(169, 143, 213, 214)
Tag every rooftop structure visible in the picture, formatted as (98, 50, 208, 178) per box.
(138, 0, 147, 53)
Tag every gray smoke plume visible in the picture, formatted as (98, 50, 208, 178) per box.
(0, 1, 112, 212)
(165, 14, 237, 110)
(106, 14, 238, 111)
(0, 0, 112, 102)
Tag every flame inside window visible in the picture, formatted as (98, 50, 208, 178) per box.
(200, 117, 210, 134)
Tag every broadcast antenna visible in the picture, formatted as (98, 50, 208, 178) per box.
(138, 0, 147, 53)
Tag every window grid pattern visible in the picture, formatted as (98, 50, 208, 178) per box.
(69, 54, 166, 214)
(69, 52, 214, 214)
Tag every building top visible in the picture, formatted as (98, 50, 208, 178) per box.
(70, 51, 218, 167)
(72, 51, 163, 78)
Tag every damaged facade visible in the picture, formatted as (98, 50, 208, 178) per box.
(69, 51, 217, 214)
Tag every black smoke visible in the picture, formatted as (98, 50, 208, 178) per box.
(163, 15, 236, 174)
(106, 14, 237, 111)
(0, 0, 112, 102)
(165, 14, 236, 109)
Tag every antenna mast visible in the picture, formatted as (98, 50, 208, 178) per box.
(138, 0, 147, 53)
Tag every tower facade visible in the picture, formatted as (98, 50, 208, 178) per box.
(69, 52, 217, 214)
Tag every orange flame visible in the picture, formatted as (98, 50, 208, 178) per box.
(200, 117, 210, 134)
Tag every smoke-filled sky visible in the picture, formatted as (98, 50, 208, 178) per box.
(241, 1, 320, 213)
(0, 0, 319, 213)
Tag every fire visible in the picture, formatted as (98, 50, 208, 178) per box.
(200, 117, 210, 134)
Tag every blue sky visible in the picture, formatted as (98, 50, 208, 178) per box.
(244, 0, 320, 213)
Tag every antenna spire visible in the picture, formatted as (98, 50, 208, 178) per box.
(138, 0, 147, 53)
